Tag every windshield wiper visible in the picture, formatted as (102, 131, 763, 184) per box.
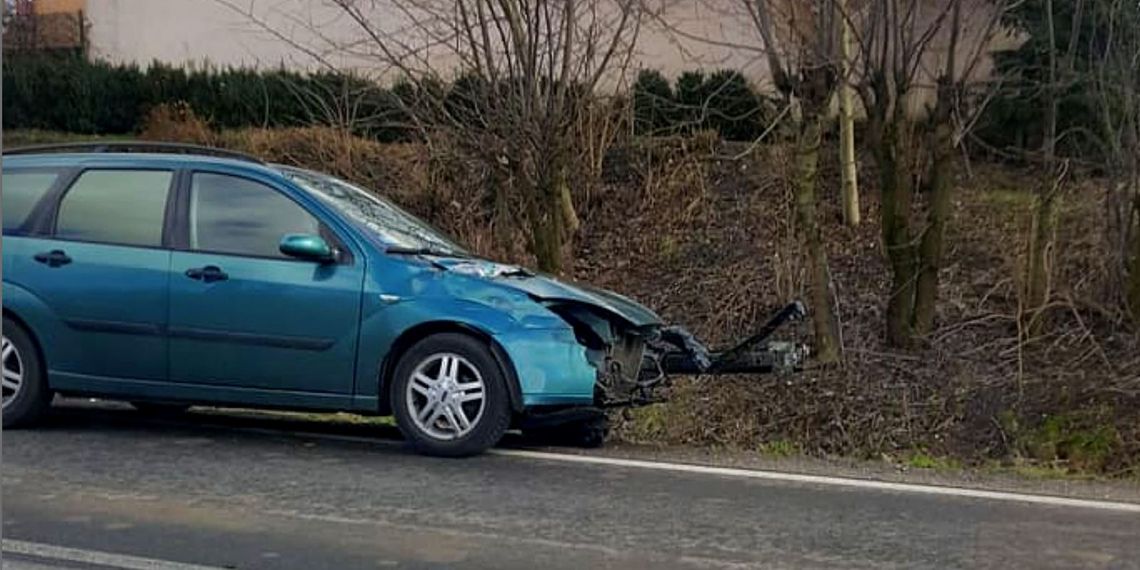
(498, 267, 534, 277)
(385, 246, 469, 258)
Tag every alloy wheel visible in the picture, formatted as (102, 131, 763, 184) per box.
(2, 335, 25, 410)
(405, 353, 486, 440)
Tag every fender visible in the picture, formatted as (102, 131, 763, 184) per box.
(351, 295, 567, 412)
(2, 281, 68, 377)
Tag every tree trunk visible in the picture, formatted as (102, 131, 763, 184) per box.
(1025, 0, 1060, 336)
(795, 109, 841, 364)
(529, 159, 568, 274)
(1025, 189, 1059, 332)
(1128, 198, 1140, 319)
(838, 5, 861, 227)
(877, 120, 918, 347)
(913, 112, 956, 337)
(490, 160, 516, 249)
(1124, 129, 1140, 322)
(560, 178, 581, 233)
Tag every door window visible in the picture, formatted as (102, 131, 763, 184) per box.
(2, 170, 60, 233)
(56, 170, 172, 247)
(188, 173, 321, 259)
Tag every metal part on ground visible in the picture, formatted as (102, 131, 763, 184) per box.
(588, 301, 809, 408)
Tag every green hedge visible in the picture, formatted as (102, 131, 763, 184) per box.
(973, 0, 1140, 163)
(2, 54, 413, 141)
(4, 56, 781, 144)
(633, 68, 777, 141)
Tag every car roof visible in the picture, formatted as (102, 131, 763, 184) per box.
(1, 142, 284, 177)
(1, 151, 285, 177)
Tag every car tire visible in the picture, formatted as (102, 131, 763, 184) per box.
(2, 317, 51, 429)
(390, 333, 511, 457)
(130, 402, 191, 415)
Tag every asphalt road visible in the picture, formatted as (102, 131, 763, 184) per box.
(3, 403, 1139, 570)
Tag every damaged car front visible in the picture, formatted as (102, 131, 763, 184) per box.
(282, 164, 808, 453)
(431, 257, 811, 444)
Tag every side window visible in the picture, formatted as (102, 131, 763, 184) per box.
(189, 173, 321, 259)
(56, 170, 172, 247)
(2, 170, 61, 233)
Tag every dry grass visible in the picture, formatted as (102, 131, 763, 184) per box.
(139, 102, 215, 145)
(598, 151, 1140, 476)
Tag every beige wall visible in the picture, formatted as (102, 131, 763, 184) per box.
(85, 0, 762, 80)
(85, 0, 1010, 105)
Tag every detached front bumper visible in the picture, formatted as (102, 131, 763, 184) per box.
(649, 301, 809, 377)
(598, 301, 811, 407)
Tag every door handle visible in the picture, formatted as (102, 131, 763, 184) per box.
(185, 265, 228, 283)
(33, 249, 71, 268)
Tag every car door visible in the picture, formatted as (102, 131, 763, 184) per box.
(4, 167, 174, 384)
(167, 170, 364, 396)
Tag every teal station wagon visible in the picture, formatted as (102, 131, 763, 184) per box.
(1, 142, 805, 456)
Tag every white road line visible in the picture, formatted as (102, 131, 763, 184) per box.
(2, 539, 228, 570)
(128, 417, 1140, 515)
(1, 559, 72, 570)
(490, 448, 1140, 514)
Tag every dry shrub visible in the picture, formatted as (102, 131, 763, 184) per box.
(220, 127, 426, 198)
(594, 139, 1139, 475)
(218, 127, 531, 265)
(138, 102, 215, 145)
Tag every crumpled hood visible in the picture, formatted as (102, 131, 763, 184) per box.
(436, 259, 663, 327)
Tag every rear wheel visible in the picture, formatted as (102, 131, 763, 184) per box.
(2, 317, 51, 428)
(390, 333, 511, 457)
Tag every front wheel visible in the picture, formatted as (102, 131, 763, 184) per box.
(390, 333, 511, 457)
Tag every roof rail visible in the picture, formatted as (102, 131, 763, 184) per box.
(2, 141, 266, 165)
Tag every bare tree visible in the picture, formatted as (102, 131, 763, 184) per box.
(838, 0, 862, 227)
(1086, 0, 1140, 321)
(745, 0, 844, 363)
(847, 0, 1009, 345)
(641, 0, 843, 361)
(1021, 0, 1084, 336)
(219, 0, 646, 273)
(1008, 0, 1140, 330)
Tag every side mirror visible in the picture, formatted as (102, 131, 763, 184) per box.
(279, 234, 335, 263)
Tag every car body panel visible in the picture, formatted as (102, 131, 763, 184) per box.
(167, 249, 365, 394)
(492, 327, 597, 405)
(47, 370, 356, 410)
(431, 258, 662, 327)
(350, 255, 595, 407)
(3, 235, 170, 381)
(2, 275, 71, 373)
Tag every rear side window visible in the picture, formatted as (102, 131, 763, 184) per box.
(189, 172, 320, 259)
(2, 170, 60, 232)
(56, 170, 173, 247)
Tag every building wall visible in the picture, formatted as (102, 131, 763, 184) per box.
(84, 0, 1014, 115)
(84, 0, 761, 79)
(35, 0, 84, 14)
(4, 0, 86, 51)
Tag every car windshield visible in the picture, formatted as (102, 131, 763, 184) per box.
(278, 166, 468, 256)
